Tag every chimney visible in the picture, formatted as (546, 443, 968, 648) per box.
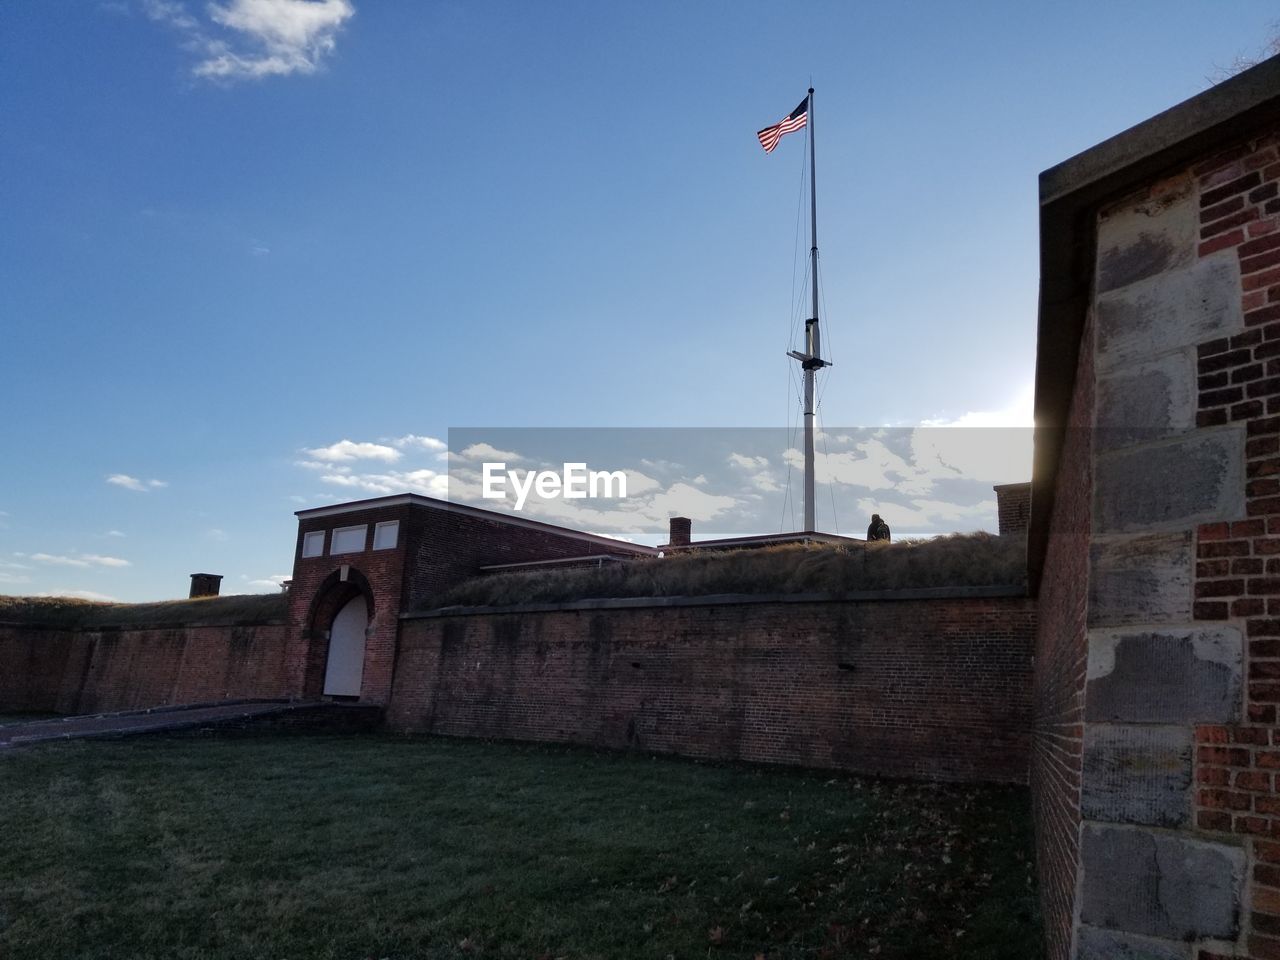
(992, 482, 1031, 537)
(668, 517, 692, 547)
(189, 573, 223, 598)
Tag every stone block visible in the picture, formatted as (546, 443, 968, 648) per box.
(1094, 428, 1244, 534)
(1088, 532, 1193, 627)
(1097, 181, 1196, 295)
(1097, 255, 1243, 371)
(1086, 625, 1242, 723)
(1075, 925, 1190, 960)
(1095, 351, 1197, 453)
(1081, 725, 1192, 827)
(1080, 824, 1243, 940)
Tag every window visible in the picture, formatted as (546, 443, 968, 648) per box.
(373, 520, 399, 550)
(330, 524, 367, 555)
(302, 530, 325, 558)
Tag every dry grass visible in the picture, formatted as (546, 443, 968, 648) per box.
(429, 533, 1026, 610)
(0, 593, 287, 628)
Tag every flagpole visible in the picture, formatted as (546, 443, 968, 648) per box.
(783, 87, 829, 533)
(803, 87, 825, 532)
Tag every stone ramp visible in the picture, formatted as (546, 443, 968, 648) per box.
(0, 699, 383, 748)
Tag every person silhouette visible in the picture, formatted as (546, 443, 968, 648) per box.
(866, 513, 891, 542)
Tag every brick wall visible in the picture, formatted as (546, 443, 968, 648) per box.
(0, 624, 86, 712)
(285, 498, 653, 705)
(400, 505, 653, 608)
(385, 594, 1037, 784)
(1187, 131, 1280, 960)
(1030, 315, 1094, 960)
(286, 503, 414, 704)
(1061, 142, 1256, 956)
(0, 621, 288, 715)
(995, 482, 1033, 537)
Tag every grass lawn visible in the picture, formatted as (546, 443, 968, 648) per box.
(0, 736, 1040, 959)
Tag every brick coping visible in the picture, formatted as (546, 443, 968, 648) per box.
(405, 584, 1030, 619)
(0, 617, 287, 632)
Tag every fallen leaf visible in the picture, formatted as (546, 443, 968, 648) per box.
(708, 926, 725, 944)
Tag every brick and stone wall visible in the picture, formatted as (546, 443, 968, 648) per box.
(0, 620, 289, 715)
(386, 593, 1037, 784)
(1058, 141, 1262, 958)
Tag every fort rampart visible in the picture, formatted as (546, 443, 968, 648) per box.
(0, 620, 289, 716)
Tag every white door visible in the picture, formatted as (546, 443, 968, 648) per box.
(323, 595, 367, 696)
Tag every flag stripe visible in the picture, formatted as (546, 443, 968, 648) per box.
(756, 97, 809, 153)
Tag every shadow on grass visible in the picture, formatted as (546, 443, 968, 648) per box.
(0, 735, 1041, 959)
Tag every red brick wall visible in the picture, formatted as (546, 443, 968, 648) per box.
(1030, 313, 1094, 960)
(286, 503, 414, 703)
(0, 621, 289, 715)
(995, 483, 1032, 537)
(1188, 131, 1280, 960)
(285, 500, 653, 704)
(400, 506, 651, 609)
(385, 595, 1036, 784)
(0, 624, 86, 712)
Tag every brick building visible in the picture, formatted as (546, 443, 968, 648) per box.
(284, 494, 656, 704)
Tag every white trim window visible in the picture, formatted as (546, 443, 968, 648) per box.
(330, 524, 367, 555)
(372, 520, 400, 550)
(302, 530, 326, 558)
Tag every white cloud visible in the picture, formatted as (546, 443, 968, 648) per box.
(644, 483, 738, 523)
(459, 442, 522, 462)
(320, 468, 449, 498)
(394, 434, 447, 454)
(207, 528, 230, 542)
(107, 473, 166, 492)
(202, 0, 353, 79)
(244, 573, 290, 591)
(143, 0, 199, 31)
(82, 554, 131, 568)
(728, 452, 769, 471)
(105, 530, 126, 538)
(785, 437, 932, 494)
(142, 0, 354, 81)
(0, 560, 31, 586)
(748, 471, 781, 493)
(304, 439, 401, 463)
(623, 470, 661, 496)
(31, 553, 131, 569)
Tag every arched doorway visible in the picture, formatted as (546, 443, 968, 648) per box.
(323, 595, 368, 697)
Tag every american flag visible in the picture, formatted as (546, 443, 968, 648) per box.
(756, 97, 808, 153)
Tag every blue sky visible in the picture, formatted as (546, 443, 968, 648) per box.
(1, 1, 1276, 601)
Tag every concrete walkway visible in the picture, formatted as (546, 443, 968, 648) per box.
(0, 699, 379, 748)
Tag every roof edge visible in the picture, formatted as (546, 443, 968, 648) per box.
(295, 493, 658, 556)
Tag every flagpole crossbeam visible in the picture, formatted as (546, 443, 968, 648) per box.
(787, 350, 831, 371)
